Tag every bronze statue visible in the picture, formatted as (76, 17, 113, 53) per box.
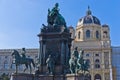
(11, 48, 35, 74)
(69, 47, 79, 73)
(46, 55, 55, 75)
(77, 49, 89, 74)
(69, 55, 77, 73)
(41, 3, 69, 33)
(69, 48, 89, 74)
(47, 3, 66, 28)
(71, 47, 79, 59)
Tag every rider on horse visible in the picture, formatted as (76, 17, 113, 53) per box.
(21, 48, 26, 60)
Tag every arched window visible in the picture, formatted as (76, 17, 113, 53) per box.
(86, 53, 89, 57)
(103, 31, 108, 38)
(95, 59, 100, 63)
(78, 31, 81, 39)
(94, 74, 101, 80)
(86, 30, 90, 38)
(96, 31, 99, 39)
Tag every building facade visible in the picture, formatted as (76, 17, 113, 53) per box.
(0, 48, 38, 75)
(70, 7, 112, 80)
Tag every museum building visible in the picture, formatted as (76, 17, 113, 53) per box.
(70, 7, 112, 80)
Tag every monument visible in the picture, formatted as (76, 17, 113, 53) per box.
(10, 48, 35, 80)
(11, 3, 90, 80)
(37, 3, 90, 80)
(37, 3, 72, 75)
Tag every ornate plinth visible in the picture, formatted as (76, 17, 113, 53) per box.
(10, 73, 91, 80)
(38, 26, 72, 74)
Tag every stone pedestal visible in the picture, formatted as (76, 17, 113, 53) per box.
(10, 73, 34, 80)
(38, 26, 72, 74)
(10, 73, 91, 80)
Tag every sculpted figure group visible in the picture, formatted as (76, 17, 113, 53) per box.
(69, 47, 89, 74)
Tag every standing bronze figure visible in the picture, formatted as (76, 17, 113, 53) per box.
(46, 55, 55, 75)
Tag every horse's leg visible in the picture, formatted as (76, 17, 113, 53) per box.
(31, 59, 35, 68)
(16, 64, 18, 74)
(29, 64, 32, 74)
(10, 63, 13, 69)
(24, 64, 28, 72)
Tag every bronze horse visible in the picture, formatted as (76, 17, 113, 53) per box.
(11, 50, 35, 74)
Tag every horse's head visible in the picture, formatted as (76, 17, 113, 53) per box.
(11, 50, 16, 56)
(11, 50, 20, 58)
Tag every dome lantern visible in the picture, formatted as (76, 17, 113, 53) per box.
(86, 6, 92, 15)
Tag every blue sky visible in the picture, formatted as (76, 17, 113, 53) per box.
(0, 0, 120, 49)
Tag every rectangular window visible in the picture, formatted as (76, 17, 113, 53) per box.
(95, 54, 99, 56)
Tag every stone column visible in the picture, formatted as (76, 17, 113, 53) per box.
(61, 40, 65, 73)
(102, 71, 105, 80)
(102, 50, 105, 69)
(38, 41, 41, 65)
(91, 52, 94, 69)
(109, 51, 112, 68)
(61, 41, 65, 65)
(43, 41, 46, 65)
(109, 51, 113, 80)
(39, 40, 43, 73)
(91, 70, 94, 80)
(65, 41, 69, 65)
(68, 41, 72, 60)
